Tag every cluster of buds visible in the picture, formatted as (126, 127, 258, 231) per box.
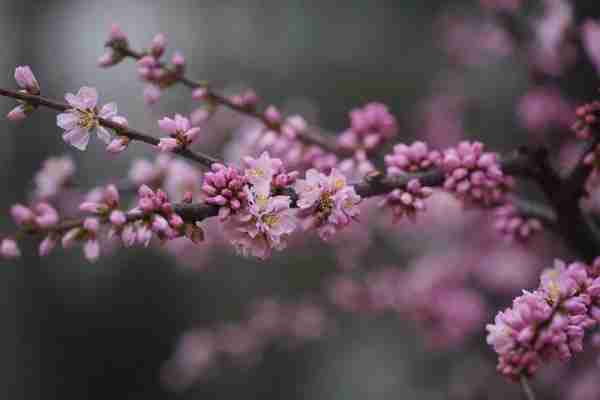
(133, 185, 203, 246)
(7, 66, 40, 121)
(201, 163, 248, 220)
(11, 202, 59, 232)
(380, 142, 439, 222)
(98, 24, 129, 68)
(378, 179, 433, 223)
(338, 102, 398, 153)
(487, 259, 600, 379)
(61, 217, 101, 261)
(157, 114, 201, 152)
(441, 141, 512, 206)
(137, 33, 185, 104)
(493, 203, 543, 241)
(384, 141, 440, 175)
(80, 184, 127, 228)
(573, 100, 600, 140)
(228, 88, 259, 111)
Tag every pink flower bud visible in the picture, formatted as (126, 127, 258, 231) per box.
(83, 239, 100, 262)
(39, 235, 57, 257)
(14, 65, 40, 94)
(109, 210, 127, 226)
(106, 136, 129, 153)
(0, 238, 20, 259)
(7, 105, 27, 121)
(10, 204, 34, 225)
(151, 33, 167, 58)
(157, 137, 180, 152)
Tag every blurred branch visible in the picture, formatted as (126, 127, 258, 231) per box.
(115, 46, 350, 157)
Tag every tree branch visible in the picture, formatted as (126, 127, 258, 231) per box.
(115, 46, 350, 157)
(0, 88, 220, 168)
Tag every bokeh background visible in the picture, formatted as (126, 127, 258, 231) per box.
(1, 0, 600, 399)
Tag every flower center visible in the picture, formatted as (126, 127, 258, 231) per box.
(262, 213, 279, 227)
(77, 109, 98, 130)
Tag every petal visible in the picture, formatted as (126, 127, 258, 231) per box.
(65, 92, 85, 109)
(96, 126, 112, 144)
(99, 102, 117, 119)
(56, 112, 79, 130)
(77, 86, 99, 109)
(63, 127, 90, 151)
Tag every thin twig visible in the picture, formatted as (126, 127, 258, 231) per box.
(0, 88, 219, 168)
(519, 375, 536, 400)
(116, 46, 349, 157)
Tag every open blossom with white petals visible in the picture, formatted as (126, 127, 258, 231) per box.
(223, 187, 296, 259)
(295, 169, 361, 240)
(56, 87, 126, 150)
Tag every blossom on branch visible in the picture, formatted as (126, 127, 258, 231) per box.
(295, 168, 361, 240)
(7, 66, 40, 121)
(57, 87, 126, 150)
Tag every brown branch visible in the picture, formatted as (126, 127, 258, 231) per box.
(0, 88, 220, 168)
(115, 46, 350, 157)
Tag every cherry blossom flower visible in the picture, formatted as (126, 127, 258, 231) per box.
(56, 87, 125, 150)
(223, 187, 296, 259)
(157, 114, 201, 152)
(295, 168, 361, 240)
(379, 179, 433, 223)
(98, 24, 129, 68)
(493, 203, 543, 241)
(202, 163, 248, 220)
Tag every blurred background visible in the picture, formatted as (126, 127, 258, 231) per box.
(1, 0, 600, 399)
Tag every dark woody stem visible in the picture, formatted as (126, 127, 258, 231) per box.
(0, 88, 219, 168)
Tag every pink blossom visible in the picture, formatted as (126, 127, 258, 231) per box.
(202, 163, 248, 220)
(338, 102, 398, 152)
(223, 187, 296, 259)
(39, 235, 58, 257)
(493, 203, 543, 241)
(517, 86, 573, 134)
(379, 179, 433, 223)
(11, 202, 59, 229)
(384, 141, 440, 175)
(128, 155, 171, 186)
(487, 259, 600, 379)
(0, 238, 20, 259)
(7, 105, 27, 121)
(582, 19, 600, 76)
(33, 156, 75, 199)
(157, 114, 201, 152)
(14, 65, 40, 94)
(143, 84, 162, 105)
(98, 24, 129, 68)
(57, 87, 124, 150)
(106, 136, 130, 153)
(295, 168, 361, 240)
(441, 141, 512, 206)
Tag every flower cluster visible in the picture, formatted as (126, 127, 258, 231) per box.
(136, 33, 185, 104)
(7, 66, 40, 121)
(295, 168, 361, 240)
(201, 163, 248, 220)
(378, 179, 433, 223)
(573, 100, 600, 140)
(338, 102, 398, 153)
(57, 87, 127, 151)
(132, 185, 202, 246)
(493, 203, 543, 241)
(487, 259, 600, 379)
(441, 141, 511, 206)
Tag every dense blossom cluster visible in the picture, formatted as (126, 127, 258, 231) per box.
(441, 141, 512, 206)
(487, 259, 600, 379)
(493, 203, 543, 241)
